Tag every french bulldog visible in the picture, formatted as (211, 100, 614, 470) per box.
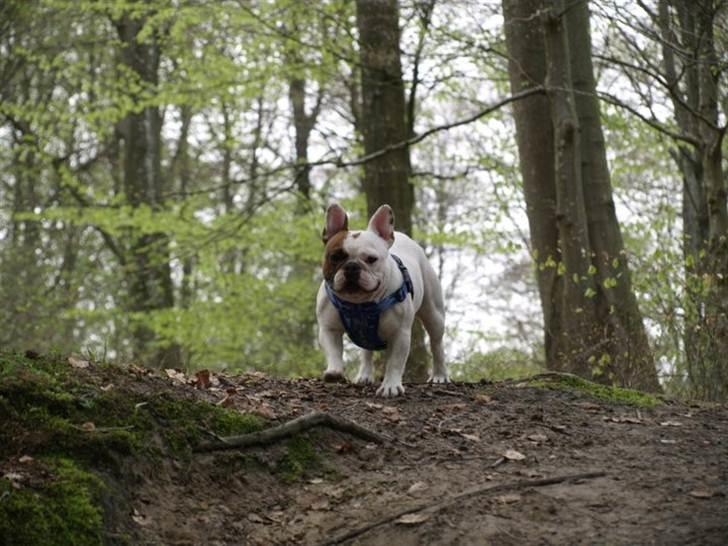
(316, 203, 448, 397)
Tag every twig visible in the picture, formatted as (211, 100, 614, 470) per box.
(322, 471, 607, 545)
(195, 411, 386, 452)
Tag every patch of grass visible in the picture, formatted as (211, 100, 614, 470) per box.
(277, 436, 320, 481)
(529, 373, 660, 407)
(0, 457, 105, 546)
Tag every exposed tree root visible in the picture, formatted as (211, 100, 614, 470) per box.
(323, 471, 607, 545)
(195, 411, 386, 452)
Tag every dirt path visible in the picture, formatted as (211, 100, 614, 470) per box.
(133, 374, 728, 546)
(2, 356, 726, 545)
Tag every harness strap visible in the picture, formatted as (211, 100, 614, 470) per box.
(325, 254, 414, 351)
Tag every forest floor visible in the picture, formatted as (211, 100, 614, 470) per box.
(1, 353, 727, 545)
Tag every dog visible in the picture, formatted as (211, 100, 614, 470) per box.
(316, 203, 448, 397)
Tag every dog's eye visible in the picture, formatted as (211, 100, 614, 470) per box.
(365, 256, 378, 264)
(330, 250, 347, 263)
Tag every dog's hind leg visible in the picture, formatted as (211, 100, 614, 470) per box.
(418, 284, 448, 383)
(355, 350, 375, 385)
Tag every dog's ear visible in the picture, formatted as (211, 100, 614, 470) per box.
(367, 204, 395, 246)
(322, 203, 349, 244)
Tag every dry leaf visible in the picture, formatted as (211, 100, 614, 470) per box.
(396, 513, 430, 525)
(81, 422, 96, 432)
(308, 478, 324, 485)
(311, 499, 330, 511)
(688, 489, 716, 499)
(606, 416, 642, 424)
(527, 433, 548, 443)
(660, 421, 683, 427)
(495, 494, 521, 504)
(164, 368, 187, 382)
(504, 449, 526, 461)
(474, 394, 493, 404)
(100, 383, 114, 392)
(407, 481, 428, 495)
(660, 439, 677, 445)
(18, 455, 33, 463)
(248, 513, 264, 523)
(68, 356, 90, 369)
(194, 369, 211, 389)
(365, 402, 383, 410)
(461, 433, 481, 442)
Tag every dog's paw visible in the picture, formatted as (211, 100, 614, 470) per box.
(376, 381, 405, 397)
(322, 370, 347, 383)
(428, 374, 450, 384)
(354, 373, 376, 386)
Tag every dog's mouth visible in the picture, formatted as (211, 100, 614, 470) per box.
(341, 280, 380, 294)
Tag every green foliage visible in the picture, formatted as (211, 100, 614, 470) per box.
(0, 458, 105, 546)
(450, 347, 543, 382)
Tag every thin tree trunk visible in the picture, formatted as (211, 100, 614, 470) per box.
(565, 0, 659, 391)
(115, 11, 179, 368)
(356, 0, 425, 381)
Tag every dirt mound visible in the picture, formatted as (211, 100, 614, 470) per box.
(1, 353, 727, 545)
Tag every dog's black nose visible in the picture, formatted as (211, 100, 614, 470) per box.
(343, 261, 360, 280)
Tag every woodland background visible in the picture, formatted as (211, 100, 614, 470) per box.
(1, 0, 727, 400)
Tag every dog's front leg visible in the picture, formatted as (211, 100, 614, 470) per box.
(319, 328, 346, 382)
(376, 329, 411, 397)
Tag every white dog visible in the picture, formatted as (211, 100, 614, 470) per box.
(316, 203, 448, 397)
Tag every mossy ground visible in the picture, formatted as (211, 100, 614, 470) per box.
(0, 352, 266, 545)
(527, 372, 660, 407)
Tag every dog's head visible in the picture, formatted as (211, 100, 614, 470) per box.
(321, 203, 395, 301)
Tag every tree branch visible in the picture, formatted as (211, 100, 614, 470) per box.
(195, 411, 387, 452)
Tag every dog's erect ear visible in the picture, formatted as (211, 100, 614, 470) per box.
(322, 203, 349, 244)
(367, 204, 395, 246)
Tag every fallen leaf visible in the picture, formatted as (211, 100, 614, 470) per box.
(365, 402, 383, 410)
(605, 416, 642, 424)
(407, 481, 428, 495)
(81, 422, 96, 432)
(194, 369, 211, 389)
(474, 394, 493, 404)
(100, 383, 114, 392)
(164, 368, 187, 382)
(396, 513, 430, 525)
(660, 421, 683, 427)
(527, 433, 548, 443)
(461, 433, 481, 442)
(504, 449, 526, 461)
(308, 478, 324, 485)
(248, 513, 264, 523)
(688, 489, 716, 499)
(382, 406, 401, 422)
(311, 499, 330, 511)
(254, 404, 277, 419)
(495, 494, 521, 504)
(3, 472, 24, 482)
(18, 455, 33, 463)
(660, 439, 677, 445)
(68, 356, 90, 369)
(335, 442, 354, 454)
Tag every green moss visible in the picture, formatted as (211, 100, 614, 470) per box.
(0, 458, 104, 546)
(277, 436, 320, 481)
(529, 373, 660, 407)
(211, 409, 263, 436)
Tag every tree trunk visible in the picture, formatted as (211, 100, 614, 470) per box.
(502, 0, 563, 368)
(503, 0, 660, 390)
(355, 0, 426, 382)
(115, 11, 179, 368)
(658, 0, 728, 399)
(565, 0, 659, 391)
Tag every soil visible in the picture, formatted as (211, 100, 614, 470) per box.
(2, 357, 727, 546)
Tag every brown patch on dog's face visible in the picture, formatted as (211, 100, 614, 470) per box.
(323, 231, 349, 284)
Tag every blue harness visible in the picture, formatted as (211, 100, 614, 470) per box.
(325, 255, 414, 351)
